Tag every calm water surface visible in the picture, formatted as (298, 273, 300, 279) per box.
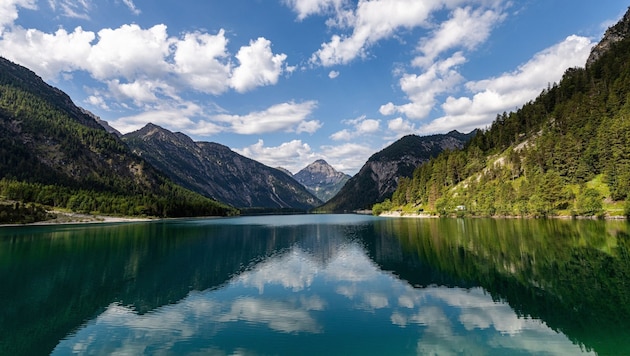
(1, 214, 629, 355)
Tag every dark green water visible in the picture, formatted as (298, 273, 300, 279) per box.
(1, 214, 629, 355)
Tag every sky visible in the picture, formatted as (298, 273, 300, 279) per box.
(0, 1, 627, 175)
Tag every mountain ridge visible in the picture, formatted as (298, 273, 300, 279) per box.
(123, 123, 322, 211)
(0, 56, 236, 219)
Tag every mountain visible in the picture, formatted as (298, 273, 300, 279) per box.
(0, 56, 235, 219)
(383, 6, 630, 218)
(122, 124, 322, 211)
(587, 8, 630, 66)
(275, 167, 294, 177)
(83, 107, 122, 137)
(317, 131, 474, 212)
(293, 160, 351, 202)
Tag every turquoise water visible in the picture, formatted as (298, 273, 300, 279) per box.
(1, 215, 628, 355)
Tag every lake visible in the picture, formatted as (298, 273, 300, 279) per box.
(1, 214, 629, 355)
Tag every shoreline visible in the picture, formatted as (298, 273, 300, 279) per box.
(0, 211, 155, 227)
(378, 211, 437, 218)
(377, 211, 627, 220)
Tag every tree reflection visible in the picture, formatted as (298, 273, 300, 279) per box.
(376, 218, 630, 355)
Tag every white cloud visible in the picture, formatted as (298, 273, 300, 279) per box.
(107, 79, 178, 107)
(0, 0, 36, 33)
(331, 115, 380, 141)
(1, 18, 288, 106)
(85, 94, 109, 110)
(122, 0, 141, 15)
(230, 37, 288, 93)
(328, 70, 340, 79)
(174, 30, 232, 95)
(0, 26, 95, 80)
(283, 0, 348, 20)
(87, 24, 171, 80)
(413, 5, 506, 68)
(296, 119, 323, 134)
(108, 101, 205, 134)
(235, 139, 316, 173)
(49, 0, 91, 19)
(330, 129, 352, 141)
(387, 117, 415, 135)
(382, 52, 466, 119)
(320, 142, 374, 174)
(312, 0, 447, 66)
(213, 101, 319, 135)
(421, 35, 594, 134)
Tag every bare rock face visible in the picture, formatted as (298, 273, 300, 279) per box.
(293, 160, 351, 202)
(587, 7, 630, 66)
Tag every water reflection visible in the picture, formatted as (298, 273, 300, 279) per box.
(50, 222, 588, 356)
(1, 216, 627, 355)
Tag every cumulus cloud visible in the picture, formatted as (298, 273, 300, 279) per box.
(330, 115, 380, 141)
(107, 79, 176, 106)
(381, 52, 466, 120)
(328, 70, 340, 79)
(387, 117, 416, 135)
(213, 101, 320, 135)
(230, 37, 288, 93)
(0, 0, 36, 33)
(0, 14, 297, 141)
(0, 20, 287, 104)
(87, 24, 171, 80)
(174, 30, 232, 95)
(420, 35, 594, 134)
(0, 26, 95, 79)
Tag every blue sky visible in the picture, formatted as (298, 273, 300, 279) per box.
(0, 1, 627, 175)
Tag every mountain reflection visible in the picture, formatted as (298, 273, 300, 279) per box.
(51, 218, 588, 356)
(2, 215, 626, 355)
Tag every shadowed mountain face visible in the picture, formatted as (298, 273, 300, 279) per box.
(123, 124, 321, 210)
(0, 56, 233, 218)
(319, 131, 475, 212)
(293, 160, 351, 202)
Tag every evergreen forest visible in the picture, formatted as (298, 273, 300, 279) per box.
(375, 23, 630, 218)
(0, 57, 237, 223)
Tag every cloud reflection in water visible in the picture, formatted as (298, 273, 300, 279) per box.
(53, 239, 591, 355)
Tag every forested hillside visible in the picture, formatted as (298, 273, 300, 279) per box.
(377, 10, 630, 218)
(0, 57, 237, 221)
(318, 131, 473, 212)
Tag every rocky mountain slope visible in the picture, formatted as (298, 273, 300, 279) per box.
(317, 131, 474, 212)
(0, 56, 235, 218)
(123, 124, 321, 211)
(293, 160, 351, 202)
